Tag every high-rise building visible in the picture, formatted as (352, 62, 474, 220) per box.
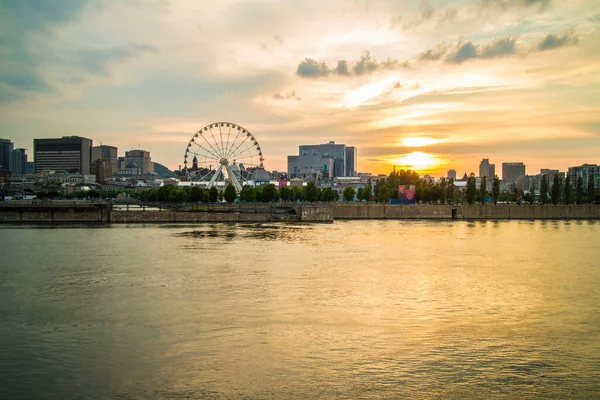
(300, 141, 346, 178)
(10, 148, 27, 175)
(288, 141, 357, 179)
(124, 150, 153, 175)
(479, 159, 495, 180)
(34, 136, 93, 174)
(447, 169, 457, 180)
(568, 164, 600, 193)
(91, 145, 118, 178)
(345, 146, 358, 177)
(502, 162, 526, 184)
(0, 138, 14, 171)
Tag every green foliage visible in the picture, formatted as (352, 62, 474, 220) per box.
(259, 184, 279, 203)
(321, 187, 338, 202)
(576, 176, 584, 204)
(342, 186, 356, 202)
(466, 174, 477, 205)
(362, 179, 372, 202)
(209, 186, 219, 203)
(218, 191, 224, 202)
(377, 182, 390, 203)
(492, 175, 500, 205)
(446, 178, 455, 204)
(480, 176, 487, 204)
(239, 185, 256, 202)
(224, 183, 237, 203)
(551, 174, 561, 205)
(292, 186, 304, 202)
(540, 175, 549, 204)
(564, 175, 572, 205)
(304, 182, 319, 202)
(588, 174, 596, 204)
(529, 181, 536, 205)
(279, 186, 292, 202)
(357, 187, 364, 202)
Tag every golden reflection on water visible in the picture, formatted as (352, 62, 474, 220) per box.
(1, 221, 599, 399)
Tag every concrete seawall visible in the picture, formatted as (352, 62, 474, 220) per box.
(2, 202, 600, 223)
(332, 204, 600, 220)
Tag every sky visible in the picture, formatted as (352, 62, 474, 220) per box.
(1, 0, 599, 177)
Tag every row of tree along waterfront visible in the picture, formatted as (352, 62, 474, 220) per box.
(32, 169, 599, 205)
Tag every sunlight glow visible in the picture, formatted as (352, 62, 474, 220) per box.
(402, 137, 439, 147)
(393, 151, 441, 171)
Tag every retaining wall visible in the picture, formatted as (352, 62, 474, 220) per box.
(333, 204, 452, 219)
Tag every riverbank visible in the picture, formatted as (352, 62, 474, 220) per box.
(1, 202, 599, 223)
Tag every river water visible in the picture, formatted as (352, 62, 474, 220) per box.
(1, 221, 599, 399)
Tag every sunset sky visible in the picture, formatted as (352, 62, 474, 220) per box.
(1, 0, 599, 176)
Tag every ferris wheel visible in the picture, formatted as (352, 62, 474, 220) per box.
(183, 122, 265, 191)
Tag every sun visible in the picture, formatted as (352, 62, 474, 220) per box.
(393, 151, 440, 172)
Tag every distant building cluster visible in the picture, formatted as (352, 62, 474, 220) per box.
(0, 136, 175, 197)
(446, 158, 599, 197)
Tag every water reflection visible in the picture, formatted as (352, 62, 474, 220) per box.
(1, 221, 599, 399)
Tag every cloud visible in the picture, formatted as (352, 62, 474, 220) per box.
(74, 44, 157, 76)
(480, 37, 517, 58)
(537, 32, 579, 51)
(480, 0, 552, 12)
(335, 60, 350, 75)
(273, 90, 301, 100)
(0, 72, 54, 92)
(447, 42, 478, 63)
(353, 51, 379, 75)
(419, 43, 450, 60)
(297, 52, 404, 78)
(296, 58, 329, 77)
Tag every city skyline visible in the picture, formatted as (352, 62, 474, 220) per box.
(1, 1, 599, 175)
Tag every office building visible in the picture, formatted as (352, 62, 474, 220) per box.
(502, 162, 526, 184)
(479, 159, 495, 180)
(288, 141, 357, 179)
(0, 138, 14, 171)
(345, 146, 358, 177)
(10, 148, 27, 175)
(91, 145, 118, 178)
(287, 155, 334, 180)
(125, 150, 153, 175)
(34, 136, 92, 174)
(447, 169, 457, 180)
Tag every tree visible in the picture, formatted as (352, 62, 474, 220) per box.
(239, 185, 255, 202)
(551, 174, 560, 205)
(343, 186, 356, 202)
(446, 178, 455, 205)
(492, 175, 500, 205)
(377, 183, 390, 203)
(261, 184, 279, 202)
(189, 186, 204, 202)
(576, 176, 584, 204)
(357, 187, 364, 202)
(466, 173, 477, 205)
(321, 187, 338, 202)
(363, 179, 372, 202)
(480, 176, 487, 205)
(304, 182, 318, 202)
(529, 181, 536, 204)
(209, 186, 219, 203)
(564, 175, 572, 205)
(279, 186, 292, 202)
(218, 191, 224, 202)
(540, 175, 549, 204)
(588, 173, 596, 204)
(224, 183, 237, 203)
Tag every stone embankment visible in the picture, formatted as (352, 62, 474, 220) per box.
(1, 202, 599, 224)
